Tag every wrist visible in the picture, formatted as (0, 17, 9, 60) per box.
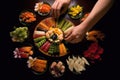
(68, 0, 71, 3)
(77, 23, 90, 33)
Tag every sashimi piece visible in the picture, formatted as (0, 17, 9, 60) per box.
(33, 31, 46, 38)
(40, 41, 51, 52)
(37, 22, 50, 30)
(19, 46, 32, 52)
(42, 42, 51, 52)
(43, 17, 55, 27)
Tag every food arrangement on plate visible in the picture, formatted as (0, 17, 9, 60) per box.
(68, 4, 83, 19)
(66, 55, 90, 74)
(27, 56, 48, 75)
(13, 44, 33, 58)
(33, 17, 74, 57)
(10, 27, 28, 42)
(34, 2, 51, 16)
(9, 1, 105, 78)
(49, 60, 65, 78)
(19, 10, 36, 25)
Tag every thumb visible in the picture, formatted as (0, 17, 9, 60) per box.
(64, 26, 74, 34)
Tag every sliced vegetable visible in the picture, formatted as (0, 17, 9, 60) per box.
(62, 21, 73, 31)
(48, 43, 59, 54)
(35, 39, 46, 48)
(57, 19, 73, 31)
(59, 43, 67, 56)
(57, 19, 66, 29)
(34, 36, 46, 43)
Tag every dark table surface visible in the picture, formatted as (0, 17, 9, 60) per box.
(0, 0, 120, 80)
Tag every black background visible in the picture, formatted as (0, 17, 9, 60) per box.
(0, 0, 120, 80)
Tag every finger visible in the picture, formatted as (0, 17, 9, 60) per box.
(51, 2, 55, 16)
(56, 3, 62, 18)
(51, 8, 55, 17)
(70, 38, 82, 44)
(51, 1, 58, 18)
(64, 26, 74, 34)
(65, 34, 74, 42)
(64, 29, 72, 38)
(71, 35, 84, 43)
(66, 38, 78, 43)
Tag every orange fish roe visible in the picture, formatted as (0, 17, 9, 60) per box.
(39, 4, 51, 13)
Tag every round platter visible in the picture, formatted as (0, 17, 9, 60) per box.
(33, 17, 74, 57)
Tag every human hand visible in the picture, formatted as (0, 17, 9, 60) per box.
(64, 25, 87, 43)
(51, 0, 71, 18)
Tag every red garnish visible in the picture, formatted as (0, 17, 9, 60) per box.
(83, 42, 104, 63)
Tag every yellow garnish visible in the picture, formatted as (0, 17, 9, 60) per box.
(69, 5, 83, 17)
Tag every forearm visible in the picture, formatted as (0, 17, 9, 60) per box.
(79, 0, 114, 31)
